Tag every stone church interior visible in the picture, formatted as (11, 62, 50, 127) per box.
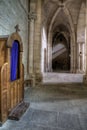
(0, 0, 87, 130)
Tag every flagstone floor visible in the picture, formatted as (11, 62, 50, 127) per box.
(0, 83, 87, 130)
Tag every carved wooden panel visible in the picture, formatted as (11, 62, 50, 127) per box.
(22, 64, 24, 99)
(0, 39, 7, 68)
(1, 63, 9, 123)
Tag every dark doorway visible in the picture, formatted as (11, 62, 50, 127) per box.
(52, 33, 70, 72)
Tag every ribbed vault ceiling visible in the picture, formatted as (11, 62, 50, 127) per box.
(43, 0, 84, 32)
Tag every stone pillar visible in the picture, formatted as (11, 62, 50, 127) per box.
(73, 44, 76, 73)
(80, 43, 84, 72)
(44, 48, 46, 72)
(70, 36, 76, 73)
(83, 43, 86, 72)
(76, 42, 79, 72)
(48, 45, 52, 72)
(80, 43, 83, 71)
(50, 45, 52, 72)
(83, 0, 87, 83)
(74, 24, 77, 73)
(77, 42, 80, 72)
(48, 31, 52, 72)
(70, 38, 74, 73)
(77, 42, 85, 73)
(34, 0, 42, 85)
(28, 11, 36, 76)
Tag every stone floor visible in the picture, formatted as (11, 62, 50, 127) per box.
(0, 83, 87, 130)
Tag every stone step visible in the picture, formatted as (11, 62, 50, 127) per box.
(42, 73, 84, 84)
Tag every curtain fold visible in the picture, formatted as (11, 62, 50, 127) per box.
(10, 41, 19, 81)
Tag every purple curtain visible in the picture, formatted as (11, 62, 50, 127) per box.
(10, 41, 19, 81)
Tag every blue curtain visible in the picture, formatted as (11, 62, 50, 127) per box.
(10, 41, 19, 81)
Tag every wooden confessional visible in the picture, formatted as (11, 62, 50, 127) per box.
(0, 32, 24, 124)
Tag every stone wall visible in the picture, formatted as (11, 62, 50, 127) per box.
(0, 0, 28, 78)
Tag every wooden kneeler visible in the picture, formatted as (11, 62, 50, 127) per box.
(8, 101, 30, 121)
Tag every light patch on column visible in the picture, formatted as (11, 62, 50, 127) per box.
(41, 27, 47, 72)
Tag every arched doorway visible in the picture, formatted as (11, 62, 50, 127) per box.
(52, 33, 70, 72)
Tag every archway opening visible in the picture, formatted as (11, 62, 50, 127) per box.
(52, 33, 70, 72)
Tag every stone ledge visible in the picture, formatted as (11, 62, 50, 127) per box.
(43, 73, 84, 83)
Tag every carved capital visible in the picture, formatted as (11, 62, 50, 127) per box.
(28, 11, 37, 21)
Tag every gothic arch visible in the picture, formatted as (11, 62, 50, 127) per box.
(47, 6, 75, 72)
(7, 32, 23, 52)
(53, 32, 69, 48)
(48, 6, 75, 45)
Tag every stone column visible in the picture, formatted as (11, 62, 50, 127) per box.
(29, 11, 36, 75)
(48, 31, 52, 72)
(73, 45, 76, 73)
(77, 42, 85, 73)
(44, 48, 46, 72)
(34, 0, 42, 85)
(70, 38, 74, 73)
(84, 0, 87, 83)
(76, 42, 78, 72)
(78, 42, 80, 72)
(74, 24, 77, 73)
(71, 36, 77, 73)
(80, 43, 83, 71)
(83, 43, 85, 72)
(80, 43, 84, 72)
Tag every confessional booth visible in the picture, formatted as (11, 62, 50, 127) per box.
(0, 32, 24, 124)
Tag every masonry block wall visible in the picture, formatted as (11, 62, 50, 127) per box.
(0, 0, 28, 78)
